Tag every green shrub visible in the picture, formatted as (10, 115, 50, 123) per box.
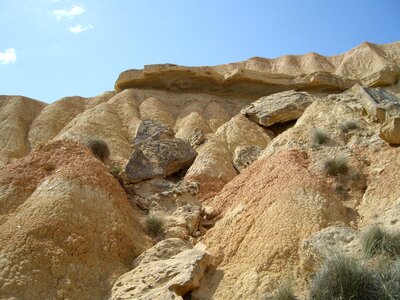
(110, 165, 122, 177)
(310, 254, 381, 300)
(340, 121, 359, 133)
(312, 129, 328, 145)
(362, 225, 400, 257)
(86, 138, 110, 162)
(145, 215, 164, 236)
(272, 282, 297, 300)
(323, 156, 349, 176)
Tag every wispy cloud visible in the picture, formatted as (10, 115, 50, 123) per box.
(53, 5, 84, 21)
(0, 48, 17, 65)
(69, 24, 94, 34)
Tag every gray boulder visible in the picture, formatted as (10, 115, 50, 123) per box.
(125, 120, 197, 182)
(354, 85, 400, 122)
(241, 90, 313, 127)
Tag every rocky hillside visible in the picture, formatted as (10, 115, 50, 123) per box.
(1, 41, 400, 299)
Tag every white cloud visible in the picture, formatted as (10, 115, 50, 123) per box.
(0, 48, 17, 65)
(69, 24, 94, 34)
(53, 5, 84, 21)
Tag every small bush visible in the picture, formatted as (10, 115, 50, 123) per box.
(362, 225, 400, 257)
(323, 156, 349, 176)
(145, 215, 164, 236)
(376, 259, 400, 299)
(312, 129, 328, 145)
(86, 138, 110, 162)
(110, 165, 122, 177)
(272, 282, 297, 300)
(340, 121, 359, 133)
(310, 254, 381, 300)
(362, 225, 385, 257)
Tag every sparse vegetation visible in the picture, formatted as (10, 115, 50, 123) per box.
(340, 120, 359, 133)
(110, 165, 122, 177)
(312, 129, 328, 146)
(109, 165, 123, 184)
(323, 156, 349, 176)
(376, 259, 400, 299)
(145, 215, 164, 236)
(272, 281, 297, 300)
(310, 254, 381, 300)
(362, 225, 400, 257)
(86, 138, 110, 162)
(362, 225, 385, 257)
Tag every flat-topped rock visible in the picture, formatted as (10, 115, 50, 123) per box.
(110, 239, 211, 300)
(241, 90, 314, 126)
(115, 41, 400, 97)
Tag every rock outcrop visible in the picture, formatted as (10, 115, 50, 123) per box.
(0, 41, 400, 299)
(193, 150, 349, 299)
(380, 103, 400, 144)
(185, 114, 274, 200)
(110, 239, 211, 300)
(0, 96, 46, 167)
(241, 90, 314, 126)
(145, 181, 202, 239)
(125, 120, 197, 182)
(0, 140, 151, 299)
(115, 42, 400, 97)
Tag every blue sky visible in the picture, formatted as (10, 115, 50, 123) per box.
(1, 0, 399, 103)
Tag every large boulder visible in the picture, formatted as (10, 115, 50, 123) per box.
(110, 238, 211, 300)
(0, 140, 151, 299)
(352, 85, 400, 122)
(380, 103, 400, 144)
(125, 120, 197, 182)
(241, 90, 314, 127)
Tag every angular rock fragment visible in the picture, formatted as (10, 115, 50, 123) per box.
(146, 181, 202, 239)
(241, 90, 313, 126)
(380, 103, 400, 144)
(125, 120, 197, 182)
(110, 239, 211, 300)
(354, 85, 400, 122)
(232, 145, 263, 172)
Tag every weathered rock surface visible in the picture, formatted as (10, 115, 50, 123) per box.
(145, 181, 202, 239)
(116, 41, 400, 97)
(0, 140, 151, 299)
(110, 239, 211, 300)
(29, 96, 86, 149)
(0, 41, 400, 299)
(380, 103, 400, 144)
(232, 145, 263, 172)
(193, 150, 349, 299)
(125, 120, 197, 182)
(241, 90, 314, 126)
(139, 96, 176, 128)
(353, 85, 400, 122)
(0, 96, 46, 167)
(300, 225, 362, 272)
(185, 114, 274, 200)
